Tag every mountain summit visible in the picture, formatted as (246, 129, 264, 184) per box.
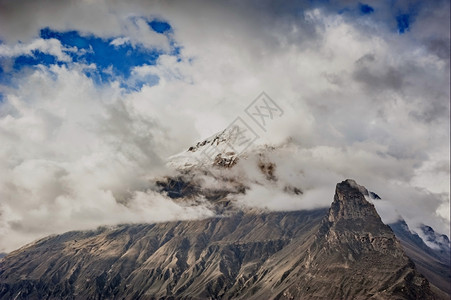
(296, 179, 435, 299)
(168, 123, 254, 170)
(328, 179, 378, 221)
(0, 179, 440, 299)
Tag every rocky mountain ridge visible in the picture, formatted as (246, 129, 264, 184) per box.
(0, 179, 441, 299)
(389, 219, 451, 296)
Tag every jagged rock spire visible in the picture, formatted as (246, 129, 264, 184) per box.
(328, 179, 380, 222)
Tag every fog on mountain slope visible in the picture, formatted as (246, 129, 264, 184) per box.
(167, 129, 450, 241)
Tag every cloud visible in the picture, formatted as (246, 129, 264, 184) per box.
(0, 0, 449, 251)
(222, 144, 449, 238)
(235, 183, 330, 212)
(0, 62, 219, 251)
(0, 38, 74, 63)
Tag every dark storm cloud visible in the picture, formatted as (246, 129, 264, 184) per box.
(426, 38, 450, 60)
(353, 54, 404, 91)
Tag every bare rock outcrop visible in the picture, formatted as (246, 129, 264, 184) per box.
(0, 180, 440, 299)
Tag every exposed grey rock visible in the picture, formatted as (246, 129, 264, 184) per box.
(390, 219, 451, 296)
(0, 179, 441, 299)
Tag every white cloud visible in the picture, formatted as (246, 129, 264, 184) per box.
(235, 183, 324, 211)
(0, 64, 183, 251)
(218, 144, 450, 240)
(110, 37, 130, 47)
(0, 38, 74, 71)
(108, 17, 172, 52)
(0, 0, 449, 251)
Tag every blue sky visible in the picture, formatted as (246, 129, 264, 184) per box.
(359, 3, 374, 15)
(1, 19, 177, 92)
(336, 2, 417, 34)
(0, 3, 418, 98)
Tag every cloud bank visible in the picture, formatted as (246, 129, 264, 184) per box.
(0, 0, 449, 252)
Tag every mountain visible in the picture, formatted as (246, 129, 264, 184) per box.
(170, 130, 451, 266)
(389, 219, 451, 296)
(166, 134, 451, 295)
(0, 179, 440, 299)
(419, 225, 451, 257)
(167, 124, 249, 170)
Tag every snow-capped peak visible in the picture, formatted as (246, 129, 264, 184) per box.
(168, 122, 258, 169)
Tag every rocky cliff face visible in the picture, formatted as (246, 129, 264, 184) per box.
(0, 180, 439, 299)
(281, 180, 435, 299)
